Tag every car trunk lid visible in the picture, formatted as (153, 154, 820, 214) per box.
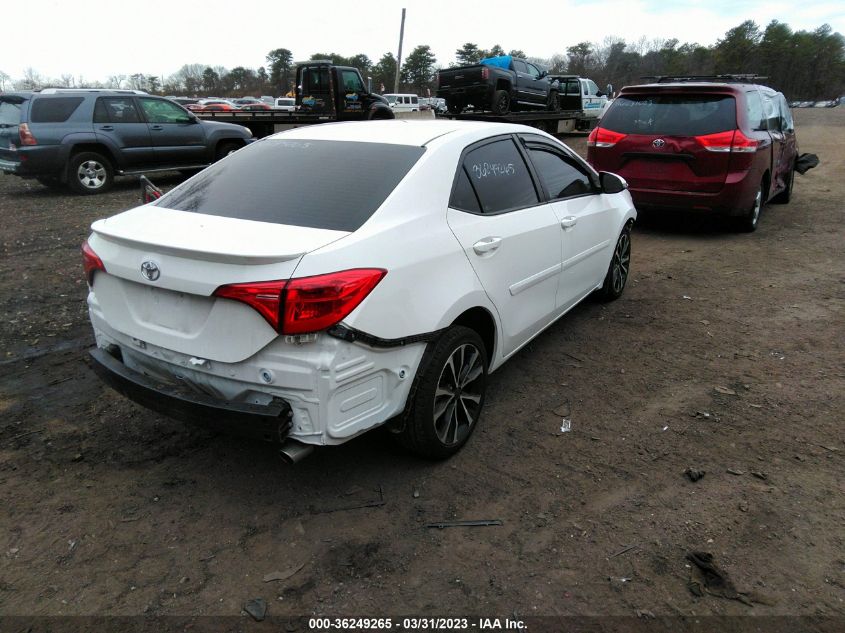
(88, 206, 349, 363)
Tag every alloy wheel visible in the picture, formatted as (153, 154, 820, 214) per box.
(611, 231, 631, 294)
(77, 160, 107, 190)
(433, 343, 484, 446)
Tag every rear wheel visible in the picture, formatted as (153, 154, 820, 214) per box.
(396, 326, 487, 460)
(596, 224, 632, 302)
(67, 152, 113, 195)
(547, 90, 560, 113)
(736, 181, 765, 232)
(771, 167, 794, 204)
(491, 90, 511, 115)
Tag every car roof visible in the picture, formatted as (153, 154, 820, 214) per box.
(268, 120, 539, 147)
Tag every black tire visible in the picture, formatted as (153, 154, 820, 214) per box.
(736, 181, 765, 232)
(547, 90, 560, 113)
(446, 99, 463, 115)
(491, 90, 511, 115)
(67, 152, 114, 195)
(36, 176, 63, 189)
(595, 223, 632, 302)
(771, 167, 794, 204)
(396, 326, 488, 460)
(215, 141, 242, 161)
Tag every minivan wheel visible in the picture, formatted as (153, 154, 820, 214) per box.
(397, 326, 487, 460)
(596, 224, 632, 302)
(771, 168, 795, 204)
(737, 182, 765, 232)
(68, 152, 113, 195)
(491, 90, 511, 115)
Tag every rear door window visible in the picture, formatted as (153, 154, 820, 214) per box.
(30, 97, 84, 123)
(462, 138, 539, 214)
(601, 94, 737, 136)
(93, 97, 141, 124)
(449, 167, 481, 212)
(157, 139, 426, 232)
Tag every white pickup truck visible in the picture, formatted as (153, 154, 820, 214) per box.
(551, 75, 611, 130)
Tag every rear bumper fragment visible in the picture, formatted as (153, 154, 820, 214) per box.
(89, 346, 293, 443)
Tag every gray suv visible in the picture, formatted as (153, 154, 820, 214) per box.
(0, 89, 253, 194)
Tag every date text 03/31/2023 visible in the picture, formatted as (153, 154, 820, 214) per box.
(307, 617, 527, 630)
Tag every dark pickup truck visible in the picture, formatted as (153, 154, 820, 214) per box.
(437, 56, 560, 115)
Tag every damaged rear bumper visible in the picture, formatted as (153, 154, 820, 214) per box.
(89, 346, 293, 444)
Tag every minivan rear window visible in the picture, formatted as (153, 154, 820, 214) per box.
(602, 95, 737, 136)
(30, 97, 84, 123)
(0, 100, 22, 127)
(157, 139, 426, 232)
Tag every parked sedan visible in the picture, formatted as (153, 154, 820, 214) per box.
(84, 121, 636, 461)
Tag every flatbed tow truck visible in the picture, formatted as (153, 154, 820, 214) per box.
(194, 60, 394, 138)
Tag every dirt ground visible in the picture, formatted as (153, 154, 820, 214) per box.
(0, 107, 843, 624)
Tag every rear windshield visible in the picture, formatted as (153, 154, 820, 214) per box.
(0, 100, 22, 127)
(30, 97, 84, 123)
(157, 139, 426, 232)
(602, 95, 737, 136)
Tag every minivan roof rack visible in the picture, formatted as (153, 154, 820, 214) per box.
(642, 74, 767, 84)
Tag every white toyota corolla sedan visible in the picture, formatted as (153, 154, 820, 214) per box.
(84, 120, 636, 461)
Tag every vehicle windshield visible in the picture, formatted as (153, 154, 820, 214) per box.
(0, 100, 22, 127)
(385, 95, 397, 104)
(601, 94, 737, 136)
(156, 139, 426, 232)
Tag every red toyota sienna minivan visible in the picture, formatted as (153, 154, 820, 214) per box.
(587, 77, 798, 231)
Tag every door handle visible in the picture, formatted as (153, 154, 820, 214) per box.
(472, 237, 502, 255)
(98, 125, 114, 131)
(150, 125, 164, 131)
(560, 216, 578, 229)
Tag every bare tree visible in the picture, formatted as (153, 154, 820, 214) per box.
(0, 70, 10, 91)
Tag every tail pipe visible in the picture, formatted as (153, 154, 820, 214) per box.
(279, 440, 314, 464)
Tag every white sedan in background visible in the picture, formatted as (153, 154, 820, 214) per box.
(84, 120, 636, 462)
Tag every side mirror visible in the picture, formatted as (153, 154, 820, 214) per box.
(600, 171, 628, 194)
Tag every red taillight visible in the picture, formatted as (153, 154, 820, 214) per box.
(213, 269, 386, 335)
(695, 130, 759, 153)
(728, 129, 759, 153)
(481, 67, 489, 80)
(81, 240, 106, 285)
(213, 280, 287, 331)
(587, 127, 627, 148)
(282, 269, 387, 335)
(19, 123, 37, 146)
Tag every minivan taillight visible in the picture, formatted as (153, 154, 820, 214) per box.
(19, 123, 37, 146)
(587, 127, 627, 148)
(213, 269, 387, 335)
(695, 130, 759, 153)
(81, 240, 106, 285)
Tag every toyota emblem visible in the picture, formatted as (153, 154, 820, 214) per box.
(140, 260, 161, 282)
(652, 138, 666, 148)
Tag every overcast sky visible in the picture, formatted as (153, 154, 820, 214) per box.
(4, 0, 844, 82)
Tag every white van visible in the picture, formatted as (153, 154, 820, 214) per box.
(383, 94, 419, 112)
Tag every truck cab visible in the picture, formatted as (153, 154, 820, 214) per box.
(296, 62, 393, 120)
(552, 76, 609, 119)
